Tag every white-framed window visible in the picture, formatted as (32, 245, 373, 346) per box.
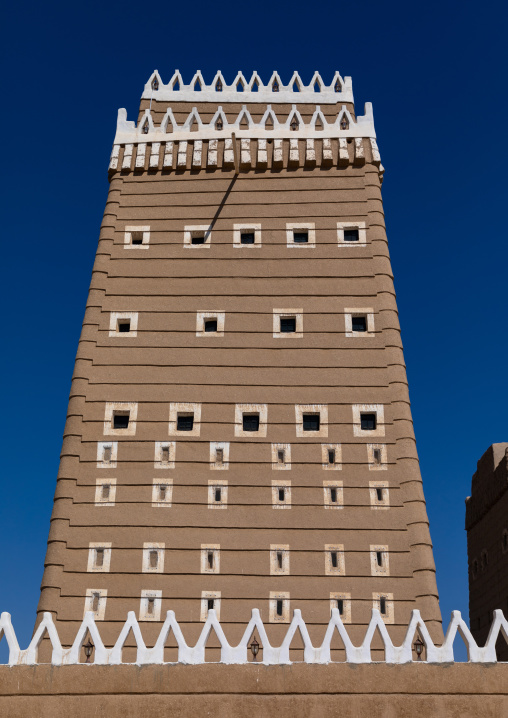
(152, 478, 173, 508)
(286, 222, 316, 248)
(87, 542, 112, 573)
(337, 221, 367, 247)
(103, 402, 138, 436)
(139, 590, 162, 621)
(370, 545, 390, 576)
(201, 545, 220, 574)
(108, 311, 138, 338)
(330, 592, 351, 623)
(321, 443, 342, 470)
(352, 404, 385, 438)
(196, 311, 225, 337)
(269, 592, 290, 623)
(84, 589, 107, 620)
(154, 441, 175, 469)
(208, 479, 228, 509)
(369, 481, 390, 509)
(272, 309, 303, 338)
(95, 478, 117, 507)
(200, 591, 221, 621)
(271, 443, 291, 470)
(184, 225, 212, 248)
(210, 441, 230, 470)
(168, 402, 202, 437)
(323, 480, 344, 509)
(96, 441, 118, 468)
(344, 308, 375, 337)
(124, 225, 150, 249)
(367, 443, 387, 470)
(325, 544, 345, 576)
(271, 479, 291, 509)
(142, 543, 165, 573)
(270, 545, 290, 575)
(233, 223, 262, 248)
(373, 592, 394, 624)
(234, 403, 268, 437)
(295, 404, 328, 438)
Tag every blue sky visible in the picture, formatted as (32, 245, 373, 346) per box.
(1, 0, 507, 658)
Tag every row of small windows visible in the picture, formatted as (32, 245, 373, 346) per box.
(85, 590, 395, 624)
(109, 309, 375, 337)
(97, 440, 387, 469)
(123, 222, 367, 249)
(87, 544, 391, 577)
(94, 478, 390, 509)
(471, 530, 508, 579)
(102, 402, 386, 439)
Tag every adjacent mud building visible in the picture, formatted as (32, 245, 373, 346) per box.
(37, 69, 442, 658)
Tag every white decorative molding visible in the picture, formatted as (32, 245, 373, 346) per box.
(2, 609, 507, 666)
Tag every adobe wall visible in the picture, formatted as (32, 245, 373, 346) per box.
(1, 663, 507, 718)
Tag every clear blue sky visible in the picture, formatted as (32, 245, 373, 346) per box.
(1, 0, 507, 659)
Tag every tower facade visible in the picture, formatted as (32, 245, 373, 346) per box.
(37, 69, 441, 656)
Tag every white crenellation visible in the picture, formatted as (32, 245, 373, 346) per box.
(121, 143, 133, 170)
(354, 137, 365, 165)
(338, 138, 349, 166)
(2, 608, 507, 666)
(149, 143, 160, 168)
(257, 139, 267, 167)
(240, 138, 251, 168)
(305, 139, 315, 165)
(135, 143, 146, 169)
(192, 140, 202, 168)
(142, 69, 354, 104)
(273, 139, 283, 166)
(109, 144, 120, 170)
(223, 138, 234, 166)
(207, 139, 218, 166)
(322, 138, 333, 164)
(177, 141, 187, 167)
(163, 141, 173, 168)
(289, 138, 299, 166)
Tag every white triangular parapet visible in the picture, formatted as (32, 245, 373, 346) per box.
(141, 70, 355, 104)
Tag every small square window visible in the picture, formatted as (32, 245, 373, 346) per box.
(361, 413, 377, 431)
(184, 225, 212, 248)
(272, 480, 291, 508)
(177, 414, 194, 431)
(208, 480, 228, 508)
(322, 443, 341, 470)
(303, 413, 320, 431)
(323, 480, 343, 509)
(351, 316, 367, 332)
(269, 592, 290, 622)
(131, 232, 143, 245)
(143, 543, 165, 573)
(204, 319, 218, 332)
(280, 317, 296, 333)
(293, 231, 308, 243)
(241, 232, 255, 244)
(242, 414, 260, 432)
(200, 591, 221, 620)
(139, 590, 162, 621)
(150, 479, 174, 508)
(344, 229, 359, 242)
(215, 487, 222, 502)
(113, 413, 130, 430)
(124, 226, 150, 249)
(191, 234, 205, 245)
(330, 592, 351, 623)
(95, 478, 117, 506)
(109, 312, 138, 338)
(118, 321, 131, 333)
(210, 442, 229, 470)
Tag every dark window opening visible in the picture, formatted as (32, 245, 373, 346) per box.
(503, 533, 508, 550)
(149, 550, 158, 568)
(207, 552, 214, 569)
(276, 599, 283, 616)
(131, 232, 143, 245)
(303, 413, 320, 431)
(204, 319, 218, 332)
(95, 548, 104, 567)
(191, 234, 205, 245)
(328, 449, 335, 465)
(280, 316, 296, 333)
(376, 551, 384, 567)
(177, 414, 194, 431)
(352, 316, 367, 333)
(330, 487, 337, 503)
(373, 448, 382, 464)
(293, 231, 308, 244)
(376, 487, 384, 502)
(277, 551, 283, 570)
(240, 231, 255, 245)
(147, 597, 155, 615)
(103, 446, 112, 463)
(278, 487, 285, 502)
(207, 599, 215, 611)
(101, 484, 110, 500)
(92, 593, 100, 612)
(277, 449, 285, 464)
(216, 448, 224, 464)
(161, 446, 170, 462)
(379, 596, 387, 615)
(113, 413, 129, 429)
(159, 485, 167, 500)
(118, 321, 131, 333)
(344, 228, 359, 242)
(214, 487, 222, 502)
(336, 599, 344, 614)
(330, 551, 338, 568)
(243, 414, 260, 432)
(360, 413, 376, 431)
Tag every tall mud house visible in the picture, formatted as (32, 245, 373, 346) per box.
(37, 69, 441, 659)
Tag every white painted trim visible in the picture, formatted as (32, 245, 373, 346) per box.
(286, 223, 316, 248)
